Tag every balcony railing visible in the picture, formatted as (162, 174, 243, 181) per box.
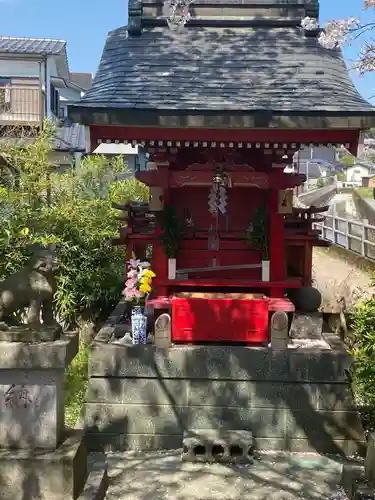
(0, 86, 42, 125)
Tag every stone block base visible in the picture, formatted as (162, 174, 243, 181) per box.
(84, 343, 364, 457)
(182, 429, 253, 463)
(0, 430, 107, 500)
(290, 312, 323, 339)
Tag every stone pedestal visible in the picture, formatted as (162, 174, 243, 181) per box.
(0, 431, 87, 500)
(0, 332, 107, 500)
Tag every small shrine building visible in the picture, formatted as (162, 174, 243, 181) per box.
(70, 0, 375, 344)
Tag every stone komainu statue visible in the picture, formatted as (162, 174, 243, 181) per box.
(0, 244, 58, 327)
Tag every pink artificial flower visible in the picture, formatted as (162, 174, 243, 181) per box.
(125, 278, 137, 289)
(123, 288, 137, 301)
(127, 269, 138, 279)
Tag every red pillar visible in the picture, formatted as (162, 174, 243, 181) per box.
(152, 186, 170, 297)
(269, 189, 286, 288)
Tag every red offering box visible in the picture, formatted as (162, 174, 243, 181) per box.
(171, 295, 269, 343)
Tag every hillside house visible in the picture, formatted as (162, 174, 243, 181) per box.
(345, 163, 375, 186)
(0, 36, 92, 167)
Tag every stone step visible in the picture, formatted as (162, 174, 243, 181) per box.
(182, 429, 253, 464)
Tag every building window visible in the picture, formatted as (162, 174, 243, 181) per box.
(50, 84, 59, 116)
(0, 78, 11, 111)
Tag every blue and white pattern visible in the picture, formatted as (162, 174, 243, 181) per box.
(131, 306, 147, 345)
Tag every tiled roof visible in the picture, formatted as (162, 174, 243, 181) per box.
(0, 36, 66, 55)
(76, 25, 374, 113)
(53, 121, 87, 152)
(297, 161, 324, 179)
(69, 72, 93, 91)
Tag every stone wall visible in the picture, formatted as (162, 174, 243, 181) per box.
(298, 184, 337, 208)
(84, 321, 365, 457)
(353, 190, 375, 225)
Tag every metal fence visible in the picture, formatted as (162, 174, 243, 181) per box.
(313, 213, 375, 261)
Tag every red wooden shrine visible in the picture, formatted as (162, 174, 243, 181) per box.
(106, 141, 333, 344)
(69, 0, 375, 344)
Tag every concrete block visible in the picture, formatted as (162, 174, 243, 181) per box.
(365, 433, 375, 488)
(342, 464, 365, 498)
(187, 380, 318, 410)
(87, 377, 188, 406)
(0, 369, 64, 449)
(316, 383, 356, 411)
(286, 409, 365, 441)
(182, 429, 253, 463)
(353, 483, 375, 500)
(290, 312, 323, 339)
(90, 343, 351, 382)
(78, 453, 108, 500)
(0, 430, 87, 500)
(84, 432, 182, 453)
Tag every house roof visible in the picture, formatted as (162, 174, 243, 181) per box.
(93, 143, 139, 155)
(0, 36, 66, 55)
(296, 161, 324, 179)
(53, 121, 87, 152)
(69, 72, 93, 91)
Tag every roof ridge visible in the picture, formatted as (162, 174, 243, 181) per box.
(0, 35, 66, 44)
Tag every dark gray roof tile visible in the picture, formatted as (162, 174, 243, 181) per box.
(53, 121, 87, 152)
(0, 36, 66, 55)
(69, 72, 93, 91)
(75, 26, 374, 112)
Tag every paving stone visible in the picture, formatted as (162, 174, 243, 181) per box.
(104, 450, 349, 500)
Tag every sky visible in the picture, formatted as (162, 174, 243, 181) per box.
(0, 0, 374, 102)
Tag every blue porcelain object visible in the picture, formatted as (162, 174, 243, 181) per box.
(131, 306, 147, 344)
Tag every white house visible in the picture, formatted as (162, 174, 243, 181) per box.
(345, 163, 374, 186)
(0, 36, 92, 166)
(92, 143, 148, 173)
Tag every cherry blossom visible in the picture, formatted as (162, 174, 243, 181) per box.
(318, 18, 359, 49)
(163, 0, 193, 30)
(301, 17, 319, 31)
(301, 0, 375, 73)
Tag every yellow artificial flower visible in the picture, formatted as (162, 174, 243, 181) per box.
(143, 269, 156, 279)
(139, 282, 152, 294)
(139, 276, 150, 285)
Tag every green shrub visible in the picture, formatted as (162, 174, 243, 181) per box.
(64, 341, 89, 427)
(0, 125, 149, 422)
(349, 299, 375, 407)
(0, 124, 148, 327)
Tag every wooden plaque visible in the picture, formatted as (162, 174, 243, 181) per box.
(149, 187, 164, 211)
(278, 189, 293, 214)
